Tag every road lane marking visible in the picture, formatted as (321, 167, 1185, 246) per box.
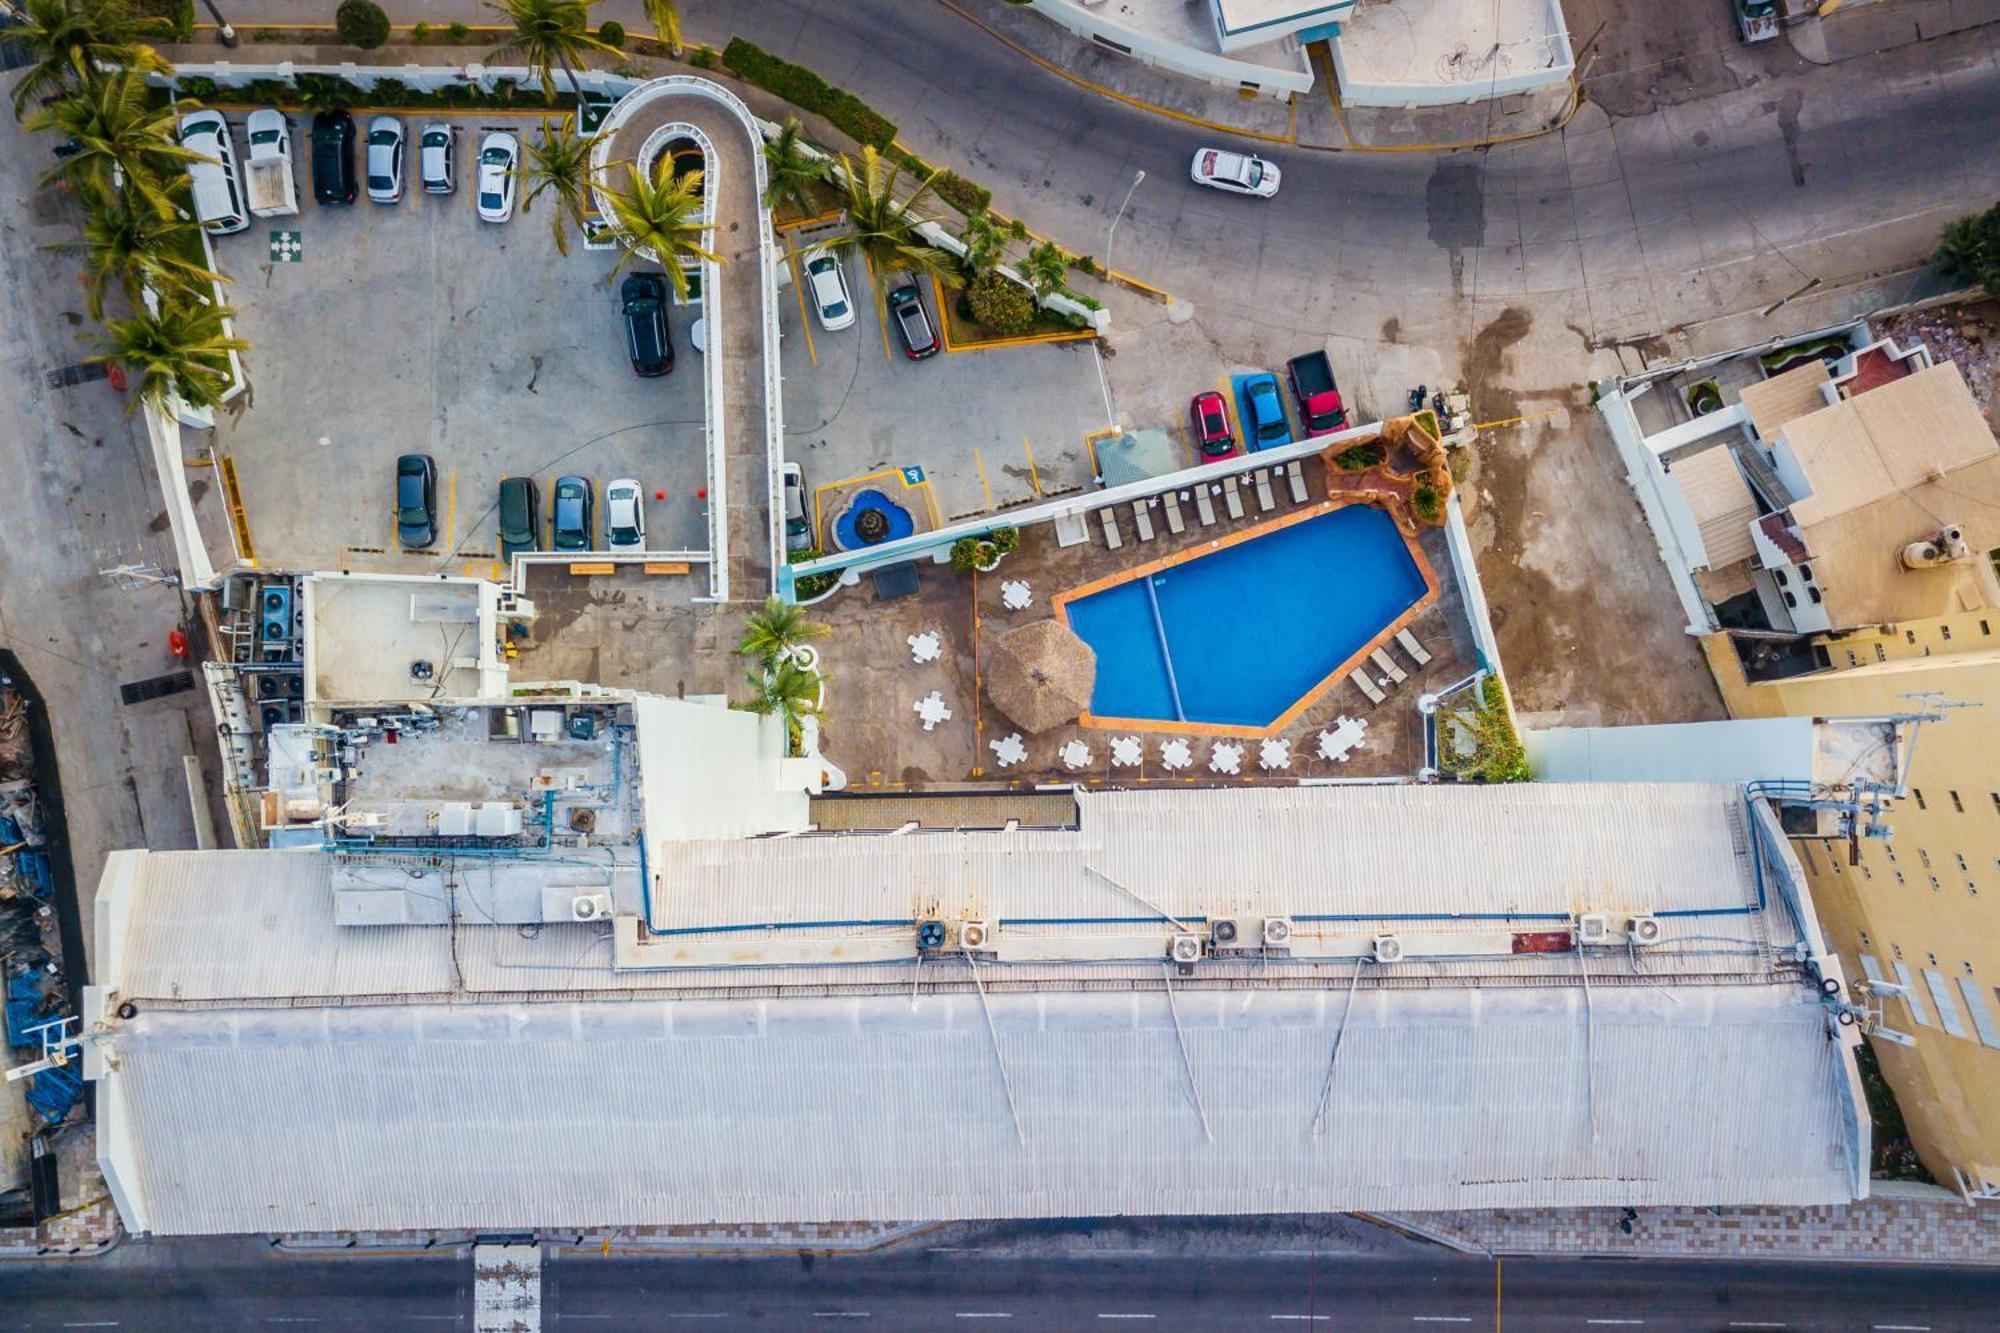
(955, 1316, 1012, 1321)
(1098, 1317, 1157, 1322)
(1269, 1318, 1330, 1323)
(1728, 1325, 1787, 1329)
(1411, 1320, 1472, 1325)
(814, 1315, 872, 1320)
(1587, 1323, 1644, 1327)
(1873, 1326, 1931, 1331)
(62, 1325, 120, 1329)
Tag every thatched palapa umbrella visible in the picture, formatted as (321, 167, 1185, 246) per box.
(985, 618, 1098, 734)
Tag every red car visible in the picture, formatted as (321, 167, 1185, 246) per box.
(1190, 390, 1236, 459)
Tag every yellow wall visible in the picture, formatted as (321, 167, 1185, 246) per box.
(1708, 616, 2000, 1195)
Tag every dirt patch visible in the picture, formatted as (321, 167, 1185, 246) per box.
(1466, 417, 1724, 727)
(1880, 297, 1999, 431)
(1462, 306, 1534, 422)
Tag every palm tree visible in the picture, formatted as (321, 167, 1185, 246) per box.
(761, 117, 825, 219)
(519, 116, 604, 256)
(834, 145, 958, 296)
(959, 209, 1006, 278)
(88, 297, 248, 413)
(28, 67, 200, 215)
(48, 192, 225, 318)
(736, 594, 828, 664)
(640, 0, 682, 57)
(483, 0, 619, 102)
(8, 0, 175, 121)
(742, 658, 824, 745)
(1024, 240, 1069, 299)
(600, 161, 721, 300)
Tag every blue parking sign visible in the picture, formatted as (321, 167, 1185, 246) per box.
(898, 465, 925, 487)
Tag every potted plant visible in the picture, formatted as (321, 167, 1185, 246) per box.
(1686, 379, 1723, 415)
(950, 535, 1001, 572)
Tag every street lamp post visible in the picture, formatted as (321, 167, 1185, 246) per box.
(1104, 167, 1144, 279)
(200, 0, 239, 48)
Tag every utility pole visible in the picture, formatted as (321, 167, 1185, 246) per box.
(1104, 168, 1145, 279)
(200, 0, 239, 48)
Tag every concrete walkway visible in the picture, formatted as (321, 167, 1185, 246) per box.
(1383, 1185, 2000, 1264)
(1790, 0, 2000, 62)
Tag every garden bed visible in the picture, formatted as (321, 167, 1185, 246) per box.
(936, 277, 1088, 349)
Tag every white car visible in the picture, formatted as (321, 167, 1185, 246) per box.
(781, 462, 812, 553)
(177, 109, 248, 234)
(1189, 147, 1280, 198)
(476, 131, 518, 223)
(604, 478, 646, 551)
(365, 115, 404, 204)
(418, 121, 455, 195)
(802, 247, 854, 331)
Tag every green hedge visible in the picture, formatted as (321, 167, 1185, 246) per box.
(722, 37, 896, 150)
(133, 0, 193, 41)
(931, 169, 989, 215)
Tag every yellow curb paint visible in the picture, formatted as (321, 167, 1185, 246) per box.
(1022, 436, 1043, 499)
(1082, 426, 1120, 479)
(973, 447, 995, 510)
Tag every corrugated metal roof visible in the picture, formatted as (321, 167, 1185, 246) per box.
(1669, 446, 1759, 569)
(106, 983, 1858, 1235)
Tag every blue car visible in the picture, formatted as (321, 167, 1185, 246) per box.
(1243, 373, 1292, 452)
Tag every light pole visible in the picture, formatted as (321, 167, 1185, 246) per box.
(200, 0, 239, 48)
(1104, 167, 1144, 278)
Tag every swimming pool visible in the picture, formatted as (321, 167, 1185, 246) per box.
(1058, 505, 1432, 732)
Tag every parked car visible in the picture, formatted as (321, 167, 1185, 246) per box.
(177, 110, 247, 234)
(1242, 373, 1292, 451)
(886, 278, 939, 360)
(242, 107, 297, 218)
(476, 131, 518, 222)
(1190, 390, 1235, 459)
(551, 475, 593, 551)
(802, 247, 854, 331)
(620, 272, 674, 377)
(1189, 147, 1279, 198)
(604, 479, 646, 551)
(365, 115, 404, 204)
(310, 109, 356, 206)
(781, 462, 812, 553)
(395, 454, 437, 549)
(497, 476, 539, 558)
(1285, 350, 1347, 435)
(1735, 0, 1780, 41)
(418, 121, 455, 195)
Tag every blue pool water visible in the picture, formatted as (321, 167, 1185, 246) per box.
(1064, 506, 1426, 728)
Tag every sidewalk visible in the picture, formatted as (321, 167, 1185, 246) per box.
(1383, 1186, 2000, 1265)
(1788, 0, 2000, 62)
(273, 1220, 933, 1255)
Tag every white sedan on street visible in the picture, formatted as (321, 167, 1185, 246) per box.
(476, 131, 518, 222)
(1189, 147, 1280, 198)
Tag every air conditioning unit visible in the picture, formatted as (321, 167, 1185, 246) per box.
(1575, 913, 1612, 945)
(1212, 919, 1240, 946)
(958, 919, 993, 951)
(1625, 914, 1663, 946)
(1168, 933, 1203, 965)
(1372, 934, 1405, 963)
(570, 893, 612, 922)
(1261, 916, 1293, 949)
(916, 919, 947, 951)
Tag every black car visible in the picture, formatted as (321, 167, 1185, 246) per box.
(311, 110, 356, 205)
(887, 280, 938, 360)
(552, 475, 593, 551)
(619, 273, 673, 377)
(497, 476, 539, 558)
(395, 454, 437, 549)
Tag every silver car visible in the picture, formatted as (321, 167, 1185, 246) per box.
(418, 122, 454, 195)
(365, 115, 404, 204)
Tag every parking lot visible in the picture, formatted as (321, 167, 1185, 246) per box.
(775, 223, 1113, 545)
(207, 111, 711, 575)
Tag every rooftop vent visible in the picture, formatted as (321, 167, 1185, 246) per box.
(1901, 524, 1969, 570)
(1261, 916, 1293, 949)
(1372, 934, 1405, 963)
(1169, 934, 1203, 965)
(1576, 913, 1613, 945)
(1626, 914, 1663, 946)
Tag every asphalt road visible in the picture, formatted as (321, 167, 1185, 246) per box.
(5, 1240, 1999, 1331)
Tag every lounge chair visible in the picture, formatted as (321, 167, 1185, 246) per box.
(1195, 487, 1217, 526)
(1131, 499, 1157, 541)
(1286, 461, 1309, 504)
(1396, 627, 1432, 665)
(1162, 491, 1186, 535)
(1254, 469, 1276, 512)
(1223, 475, 1246, 520)
(1369, 648, 1407, 685)
(1098, 508, 1123, 550)
(1352, 671, 1386, 705)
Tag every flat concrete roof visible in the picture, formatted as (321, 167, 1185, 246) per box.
(1333, 0, 1569, 89)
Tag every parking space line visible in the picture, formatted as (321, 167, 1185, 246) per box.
(1021, 437, 1043, 499)
(446, 470, 457, 553)
(784, 242, 818, 367)
(543, 473, 554, 549)
(972, 448, 995, 511)
(1083, 426, 1119, 483)
(1174, 417, 1199, 470)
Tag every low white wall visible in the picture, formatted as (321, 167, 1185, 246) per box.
(1597, 388, 1718, 635)
(1026, 0, 1314, 99)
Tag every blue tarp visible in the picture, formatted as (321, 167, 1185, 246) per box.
(6, 972, 49, 1049)
(26, 1059, 81, 1125)
(0, 813, 54, 900)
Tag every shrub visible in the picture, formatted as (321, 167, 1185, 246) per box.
(1069, 253, 1098, 276)
(598, 19, 625, 48)
(446, 20, 470, 41)
(1331, 441, 1385, 472)
(964, 271, 1033, 336)
(989, 526, 1020, 557)
(1411, 482, 1443, 525)
(950, 536, 998, 572)
(1935, 203, 2000, 295)
(296, 72, 363, 109)
(932, 169, 990, 215)
(251, 27, 284, 41)
(134, 0, 193, 41)
(1446, 677, 1532, 784)
(723, 38, 896, 150)
(175, 75, 218, 100)
(335, 0, 391, 49)
(791, 549, 838, 601)
(688, 45, 714, 68)
(411, 20, 431, 40)
(369, 78, 413, 104)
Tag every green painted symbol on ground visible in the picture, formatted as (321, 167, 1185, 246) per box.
(269, 231, 302, 263)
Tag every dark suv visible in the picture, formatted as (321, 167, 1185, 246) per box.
(619, 272, 673, 377)
(395, 454, 436, 549)
(887, 279, 938, 360)
(497, 476, 539, 558)
(311, 110, 356, 205)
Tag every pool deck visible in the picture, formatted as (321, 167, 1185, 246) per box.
(808, 455, 1481, 790)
